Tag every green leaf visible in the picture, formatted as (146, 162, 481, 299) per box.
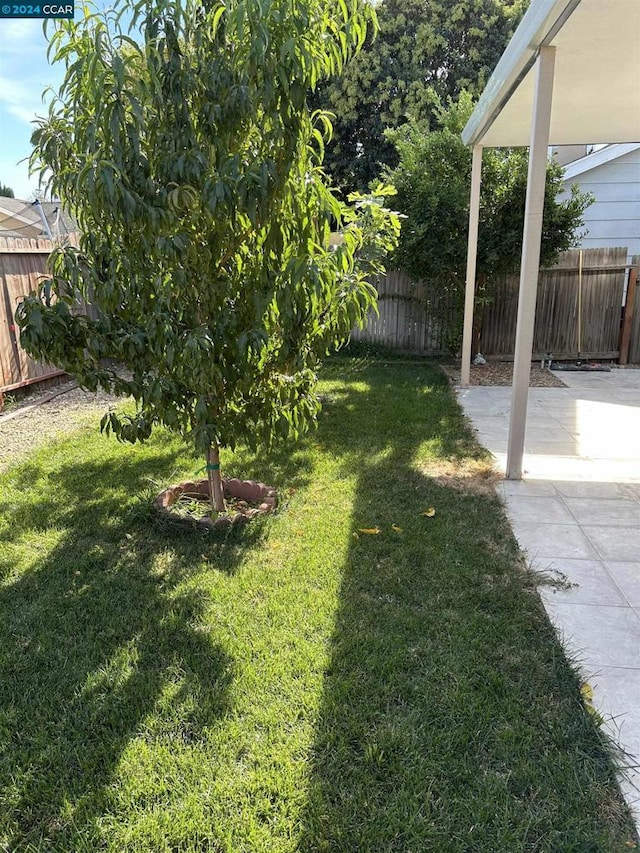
(23, 0, 399, 460)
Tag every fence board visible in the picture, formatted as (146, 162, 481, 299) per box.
(628, 256, 640, 364)
(355, 248, 631, 359)
(0, 233, 80, 393)
(480, 248, 628, 358)
(352, 269, 455, 354)
(0, 270, 20, 388)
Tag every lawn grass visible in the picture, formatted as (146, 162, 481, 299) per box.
(0, 357, 636, 852)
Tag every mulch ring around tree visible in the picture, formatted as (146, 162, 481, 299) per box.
(155, 477, 278, 530)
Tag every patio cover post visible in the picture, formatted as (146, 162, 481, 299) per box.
(506, 45, 556, 480)
(460, 145, 483, 387)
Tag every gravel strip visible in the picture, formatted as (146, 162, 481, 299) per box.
(0, 382, 120, 473)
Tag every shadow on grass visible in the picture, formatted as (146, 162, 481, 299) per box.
(299, 360, 636, 852)
(0, 435, 313, 850)
(0, 360, 635, 850)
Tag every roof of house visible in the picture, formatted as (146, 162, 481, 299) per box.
(462, 0, 640, 148)
(0, 197, 77, 237)
(561, 143, 640, 181)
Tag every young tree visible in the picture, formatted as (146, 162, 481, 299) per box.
(385, 93, 592, 352)
(310, 0, 527, 192)
(17, 0, 400, 513)
(0, 182, 14, 198)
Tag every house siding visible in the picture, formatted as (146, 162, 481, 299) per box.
(562, 148, 640, 257)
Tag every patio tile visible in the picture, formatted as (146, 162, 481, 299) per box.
(538, 559, 627, 606)
(474, 429, 509, 443)
(524, 440, 580, 456)
(591, 667, 640, 804)
(524, 424, 575, 439)
(554, 481, 634, 499)
(537, 397, 579, 410)
(612, 388, 640, 399)
(592, 667, 640, 731)
(477, 432, 510, 447)
(521, 414, 565, 428)
(478, 439, 508, 454)
(564, 498, 640, 527)
(613, 770, 640, 831)
(582, 526, 640, 562)
(519, 456, 601, 482)
(469, 414, 510, 429)
(463, 408, 511, 420)
(498, 479, 558, 497)
(504, 495, 575, 525)
(510, 521, 598, 560)
(542, 601, 640, 669)
(536, 409, 579, 422)
(563, 387, 622, 400)
(604, 563, 640, 607)
(587, 460, 640, 483)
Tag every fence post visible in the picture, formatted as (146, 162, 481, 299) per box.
(619, 266, 638, 365)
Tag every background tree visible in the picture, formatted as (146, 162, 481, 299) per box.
(0, 182, 14, 198)
(310, 0, 527, 192)
(18, 0, 400, 513)
(385, 92, 592, 352)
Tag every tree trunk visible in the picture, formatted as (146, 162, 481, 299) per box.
(207, 443, 225, 514)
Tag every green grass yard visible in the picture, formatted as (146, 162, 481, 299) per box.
(0, 358, 636, 851)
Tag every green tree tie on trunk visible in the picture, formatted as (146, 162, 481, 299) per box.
(17, 0, 401, 509)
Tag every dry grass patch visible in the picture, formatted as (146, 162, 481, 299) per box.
(417, 455, 501, 495)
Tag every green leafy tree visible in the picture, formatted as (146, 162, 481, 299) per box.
(0, 182, 14, 198)
(386, 93, 592, 352)
(311, 0, 527, 192)
(17, 0, 400, 512)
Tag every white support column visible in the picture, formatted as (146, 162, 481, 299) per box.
(506, 45, 556, 480)
(460, 145, 483, 387)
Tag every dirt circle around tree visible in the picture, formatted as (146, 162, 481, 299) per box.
(154, 477, 278, 530)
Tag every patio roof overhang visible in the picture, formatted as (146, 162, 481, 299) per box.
(462, 0, 640, 149)
(459, 0, 640, 480)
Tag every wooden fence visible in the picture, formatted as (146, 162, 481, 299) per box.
(0, 234, 79, 397)
(354, 248, 638, 361)
(350, 269, 458, 354)
(2, 239, 640, 402)
(481, 247, 629, 359)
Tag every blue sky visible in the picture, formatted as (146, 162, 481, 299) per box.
(0, 19, 64, 199)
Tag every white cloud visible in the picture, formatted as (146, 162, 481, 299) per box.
(1, 18, 41, 47)
(0, 20, 61, 126)
(0, 74, 51, 124)
(0, 22, 58, 195)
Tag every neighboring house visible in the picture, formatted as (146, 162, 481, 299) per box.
(558, 143, 640, 259)
(552, 144, 590, 167)
(0, 197, 77, 240)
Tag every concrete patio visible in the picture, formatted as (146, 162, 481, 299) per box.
(457, 366, 640, 827)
